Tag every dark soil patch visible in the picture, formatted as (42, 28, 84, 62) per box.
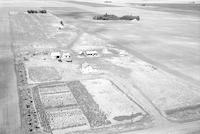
(15, 57, 28, 86)
(18, 87, 41, 134)
(165, 104, 200, 122)
(67, 81, 111, 128)
(32, 87, 51, 133)
(113, 113, 143, 121)
(57, 12, 95, 19)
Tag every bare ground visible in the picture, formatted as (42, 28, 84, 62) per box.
(0, 7, 21, 134)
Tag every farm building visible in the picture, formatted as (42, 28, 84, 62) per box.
(61, 52, 72, 62)
(50, 52, 61, 59)
(79, 50, 98, 57)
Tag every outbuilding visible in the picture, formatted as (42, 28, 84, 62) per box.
(80, 50, 98, 57)
(61, 52, 72, 62)
(85, 50, 98, 56)
(50, 52, 61, 59)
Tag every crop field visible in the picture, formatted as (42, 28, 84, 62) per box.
(30, 80, 151, 134)
(14, 50, 151, 134)
(32, 84, 90, 133)
(39, 92, 77, 108)
(67, 80, 151, 132)
(81, 78, 146, 124)
(46, 108, 90, 133)
(39, 84, 71, 94)
(18, 87, 41, 134)
(28, 66, 61, 82)
(38, 84, 77, 109)
(67, 81, 111, 128)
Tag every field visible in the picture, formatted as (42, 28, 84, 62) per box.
(48, 1, 200, 123)
(72, 33, 110, 52)
(39, 84, 71, 93)
(23, 52, 81, 84)
(67, 81, 112, 127)
(81, 78, 146, 124)
(28, 66, 61, 82)
(46, 108, 89, 133)
(32, 84, 90, 133)
(129, 3, 200, 16)
(104, 54, 200, 120)
(166, 104, 200, 121)
(39, 92, 77, 108)
(28, 81, 150, 134)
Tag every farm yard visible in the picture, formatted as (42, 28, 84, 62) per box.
(0, 0, 200, 134)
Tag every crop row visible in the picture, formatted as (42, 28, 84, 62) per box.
(32, 87, 52, 133)
(39, 85, 70, 94)
(40, 92, 77, 108)
(67, 81, 111, 127)
(46, 108, 88, 130)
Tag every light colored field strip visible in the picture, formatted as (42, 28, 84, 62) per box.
(46, 108, 89, 130)
(81, 78, 146, 124)
(39, 85, 70, 94)
(40, 92, 78, 108)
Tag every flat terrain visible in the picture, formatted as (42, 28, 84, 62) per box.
(0, 7, 21, 134)
(129, 3, 200, 16)
(0, 0, 200, 134)
(49, 2, 200, 84)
